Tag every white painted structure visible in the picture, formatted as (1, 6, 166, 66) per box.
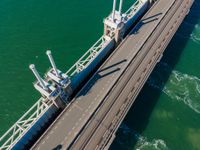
(46, 50, 70, 88)
(46, 50, 61, 78)
(29, 64, 48, 91)
(0, 0, 150, 149)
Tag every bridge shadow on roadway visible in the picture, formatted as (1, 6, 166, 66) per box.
(76, 13, 162, 98)
(110, 2, 200, 150)
(75, 59, 127, 97)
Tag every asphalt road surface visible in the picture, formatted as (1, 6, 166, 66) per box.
(31, 0, 193, 149)
(70, 0, 193, 149)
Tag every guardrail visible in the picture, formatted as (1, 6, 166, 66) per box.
(66, 36, 110, 76)
(125, 0, 142, 18)
(0, 0, 145, 149)
(0, 36, 111, 150)
(0, 98, 53, 150)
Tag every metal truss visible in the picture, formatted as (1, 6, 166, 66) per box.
(0, 36, 110, 150)
(125, 0, 143, 20)
(0, 98, 53, 150)
(66, 36, 110, 76)
(0, 1, 145, 149)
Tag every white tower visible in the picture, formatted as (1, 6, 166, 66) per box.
(118, 0, 123, 16)
(46, 50, 72, 102)
(46, 50, 61, 78)
(103, 0, 126, 43)
(112, 0, 117, 21)
(29, 64, 48, 91)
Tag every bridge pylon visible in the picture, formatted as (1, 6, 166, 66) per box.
(46, 50, 72, 103)
(104, 0, 127, 44)
(29, 64, 61, 108)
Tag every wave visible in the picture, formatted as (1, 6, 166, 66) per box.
(118, 123, 169, 150)
(136, 138, 168, 150)
(175, 22, 200, 44)
(190, 23, 200, 44)
(190, 33, 200, 44)
(147, 62, 200, 114)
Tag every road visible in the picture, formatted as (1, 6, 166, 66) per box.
(69, 0, 194, 149)
(31, 0, 193, 149)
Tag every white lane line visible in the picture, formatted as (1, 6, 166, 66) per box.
(50, 131, 54, 135)
(45, 11, 164, 147)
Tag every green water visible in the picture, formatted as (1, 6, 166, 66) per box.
(0, 0, 199, 149)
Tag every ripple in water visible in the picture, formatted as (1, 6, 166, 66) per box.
(147, 62, 200, 114)
(190, 23, 200, 44)
(190, 33, 200, 44)
(118, 124, 169, 150)
(136, 138, 168, 150)
(175, 22, 200, 44)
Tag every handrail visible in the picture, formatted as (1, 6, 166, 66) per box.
(0, 0, 145, 149)
(0, 98, 53, 150)
(66, 36, 110, 76)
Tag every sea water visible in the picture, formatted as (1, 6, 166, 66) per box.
(0, 0, 199, 149)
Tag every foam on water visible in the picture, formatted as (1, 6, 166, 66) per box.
(190, 23, 200, 44)
(136, 138, 168, 150)
(118, 123, 169, 150)
(190, 33, 200, 44)
(175, 22, 200, 44)
(147, 62, 200, 114)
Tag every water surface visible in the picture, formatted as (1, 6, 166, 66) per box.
(0, 0, 199, 149)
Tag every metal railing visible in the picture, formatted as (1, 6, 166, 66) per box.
(0, 98, 53, 150)
(125, 0, 143, 19)
(66, 36, 110, 76)
(0, 1, 145, 149)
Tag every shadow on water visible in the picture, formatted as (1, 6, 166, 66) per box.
(110, 1, 200, 150)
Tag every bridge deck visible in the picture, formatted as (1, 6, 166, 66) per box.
(31, 0, 189, 149)
(70, 0, 193, 149)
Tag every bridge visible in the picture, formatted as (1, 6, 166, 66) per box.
(0, 0, 194, 149)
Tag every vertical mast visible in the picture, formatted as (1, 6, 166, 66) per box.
(112, 0, 117, 21)
(46, 50, 60, 77)
(29, 64, 48, 90)
(119, 0, 123, 15)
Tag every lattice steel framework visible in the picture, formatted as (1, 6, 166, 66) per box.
(66, 36, 110, 76)
(125, 0, 143, 19)
(0, 0, 145, 149)
(0, 98, 53, 150)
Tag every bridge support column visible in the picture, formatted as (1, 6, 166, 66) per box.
(103, 0, 126, 44)
(46, 50, 72, 104)
(29, 64, 62, 108)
